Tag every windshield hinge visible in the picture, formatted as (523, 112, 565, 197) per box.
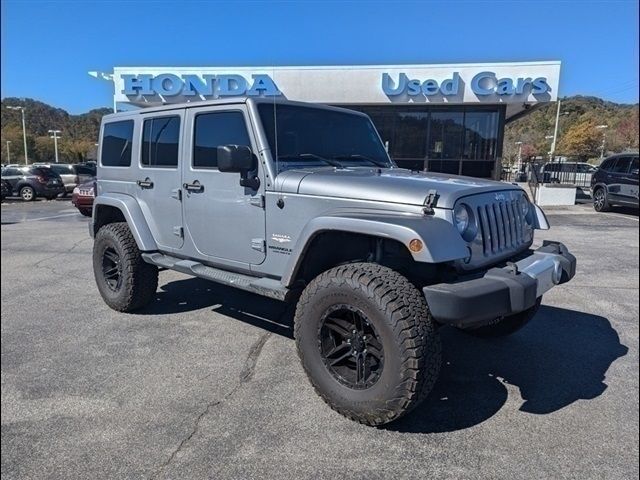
(424, 189, 439, 214)
(249, 195, 265, 209)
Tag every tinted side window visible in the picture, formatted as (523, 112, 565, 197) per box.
(141, 116, 180, 168)
(51, 165, 74, 175)
(610, 157, 632, 174)
(75, 165, 95, 175)
(193, 112, 250, 168)
(102, 120, 134, 167)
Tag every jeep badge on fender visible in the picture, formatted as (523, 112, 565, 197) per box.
(90, 98, 576, 426)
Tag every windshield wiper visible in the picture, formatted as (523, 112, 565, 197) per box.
(278, 153, 344, 168)
(332, 154, 390, 168)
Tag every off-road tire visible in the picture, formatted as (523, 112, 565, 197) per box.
(461, 297, 542, 338)
(294, 262, 442, 426)
(93, 222, 158, 312)
(79, 208, 92, 217)
(20, 186, 35, 201)
(593, 187, 611, 212)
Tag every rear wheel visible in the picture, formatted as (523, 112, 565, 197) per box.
(593, 187, 611, 212)
(20, 186, 35, 201)
(460, 298, 542, 338)
(93, 222, 158, 312)
(294, 262, 441, 426)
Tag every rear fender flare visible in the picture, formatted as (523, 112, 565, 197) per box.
(92, 193, 157, 251)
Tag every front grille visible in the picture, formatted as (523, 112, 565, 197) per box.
(476, 199, 527, 256)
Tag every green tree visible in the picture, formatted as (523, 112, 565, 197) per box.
(557, 120, 601, 160)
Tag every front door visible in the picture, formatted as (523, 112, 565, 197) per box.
(135, 111, 184, 251)
(182, 106, 266, 266)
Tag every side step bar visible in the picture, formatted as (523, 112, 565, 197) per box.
(141, 252, 290, 301)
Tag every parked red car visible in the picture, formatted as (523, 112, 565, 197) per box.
(71, 178, 95, 216)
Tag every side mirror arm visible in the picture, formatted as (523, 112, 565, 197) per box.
(240, 170, 260, 190)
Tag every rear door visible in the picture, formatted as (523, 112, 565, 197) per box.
(606, 157, 632, 203)
(182, 105, 266, 266)
(135, 111, 185, 251)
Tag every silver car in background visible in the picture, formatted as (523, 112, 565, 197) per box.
(33, 163, 96, 195)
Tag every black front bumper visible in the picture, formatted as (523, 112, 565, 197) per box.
(423, 241, 576, 328)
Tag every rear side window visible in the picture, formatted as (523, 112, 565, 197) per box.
(29, 167, 56, 177)
(141, 116, 180, 168)
(75, 165, 95, 175)
(51, 165, 74, 175)
(610, 157, 632, 174)
(102, 120, 134, 167)
(193, 111, 250, 169)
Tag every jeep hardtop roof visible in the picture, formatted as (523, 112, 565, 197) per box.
(101, 97, 368, 121)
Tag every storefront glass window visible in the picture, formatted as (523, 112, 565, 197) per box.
(344, 105, 503, 178)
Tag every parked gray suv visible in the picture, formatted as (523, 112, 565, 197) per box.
(91, 98, 576, 426)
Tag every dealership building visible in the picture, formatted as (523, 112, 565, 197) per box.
(97, 61, 560, 179)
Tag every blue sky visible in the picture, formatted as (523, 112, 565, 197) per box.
(1, 0, 638, 113)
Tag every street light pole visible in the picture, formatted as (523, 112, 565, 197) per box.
(5, 141, 11, 163)
(6, 106, 28, 165)
(596, 125, 609, 161)
(48, 130, 62, 163)
(514, 141, 523, 174)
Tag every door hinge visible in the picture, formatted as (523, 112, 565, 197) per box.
(249, 195, 265, 208)
(251, 238, 266, 253)
(173, 226, 183, 237)
(171, 188, 182, 201)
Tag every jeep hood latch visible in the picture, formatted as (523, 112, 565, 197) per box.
(423, 189, 439, 214)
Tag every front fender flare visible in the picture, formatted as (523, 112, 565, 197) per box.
(92, 193, 157, 251)
(281, 211, 469, 287)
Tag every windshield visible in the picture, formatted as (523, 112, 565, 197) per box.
(257, 104, 392, 174)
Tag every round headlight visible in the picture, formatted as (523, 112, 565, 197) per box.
(454, 204, 470, 235)
(72, 186, 80, 195)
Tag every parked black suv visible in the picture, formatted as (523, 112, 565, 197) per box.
(0, 166, 65, 201)
(591, 154, 639, 212)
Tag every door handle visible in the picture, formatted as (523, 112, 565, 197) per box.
(136, 178, 154, 189)
(183, 181, 204, 193)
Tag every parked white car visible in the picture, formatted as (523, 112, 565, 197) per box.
(539, 161, 596, 186)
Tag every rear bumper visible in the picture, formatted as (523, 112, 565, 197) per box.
(423, 241, 576, 328)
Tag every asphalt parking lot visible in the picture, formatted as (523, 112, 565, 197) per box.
(1, 199, 638, 479)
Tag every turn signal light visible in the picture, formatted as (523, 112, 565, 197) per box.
(409, 238, 423, 253)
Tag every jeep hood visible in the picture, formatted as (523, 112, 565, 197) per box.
(275, 167, 522, 209)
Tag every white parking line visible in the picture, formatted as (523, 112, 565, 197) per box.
(16, 213, 80, 223)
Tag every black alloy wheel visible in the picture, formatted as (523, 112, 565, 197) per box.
(101, 247, 122, 292)
(319, 304, 384, 390)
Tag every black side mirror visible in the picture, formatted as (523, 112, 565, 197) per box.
(217, 145, 260, 189)
(217, 145, 253, 173)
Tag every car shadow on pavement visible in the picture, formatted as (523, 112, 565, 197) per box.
(143, 276, 296, 338)
(143, 279, 627, 434)
(387, 305, 628, 434)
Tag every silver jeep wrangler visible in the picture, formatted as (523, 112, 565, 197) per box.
(91, 98, 576, 426)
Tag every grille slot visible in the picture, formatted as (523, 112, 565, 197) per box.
(477, 200, 527, 256)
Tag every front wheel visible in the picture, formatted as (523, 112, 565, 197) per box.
(460, 298, 542, 338)
(294, 263, 442, 426)
(593, 187, 611, 212)
(93, 222, 158, 312)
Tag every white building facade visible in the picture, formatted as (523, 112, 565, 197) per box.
(100, 61, 561, 178)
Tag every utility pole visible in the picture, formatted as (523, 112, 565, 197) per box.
(6, 106, 28, 165)
(549, 100, 561, 162)
(48, 130, 62, 163)
(5, 141, 11, 163)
